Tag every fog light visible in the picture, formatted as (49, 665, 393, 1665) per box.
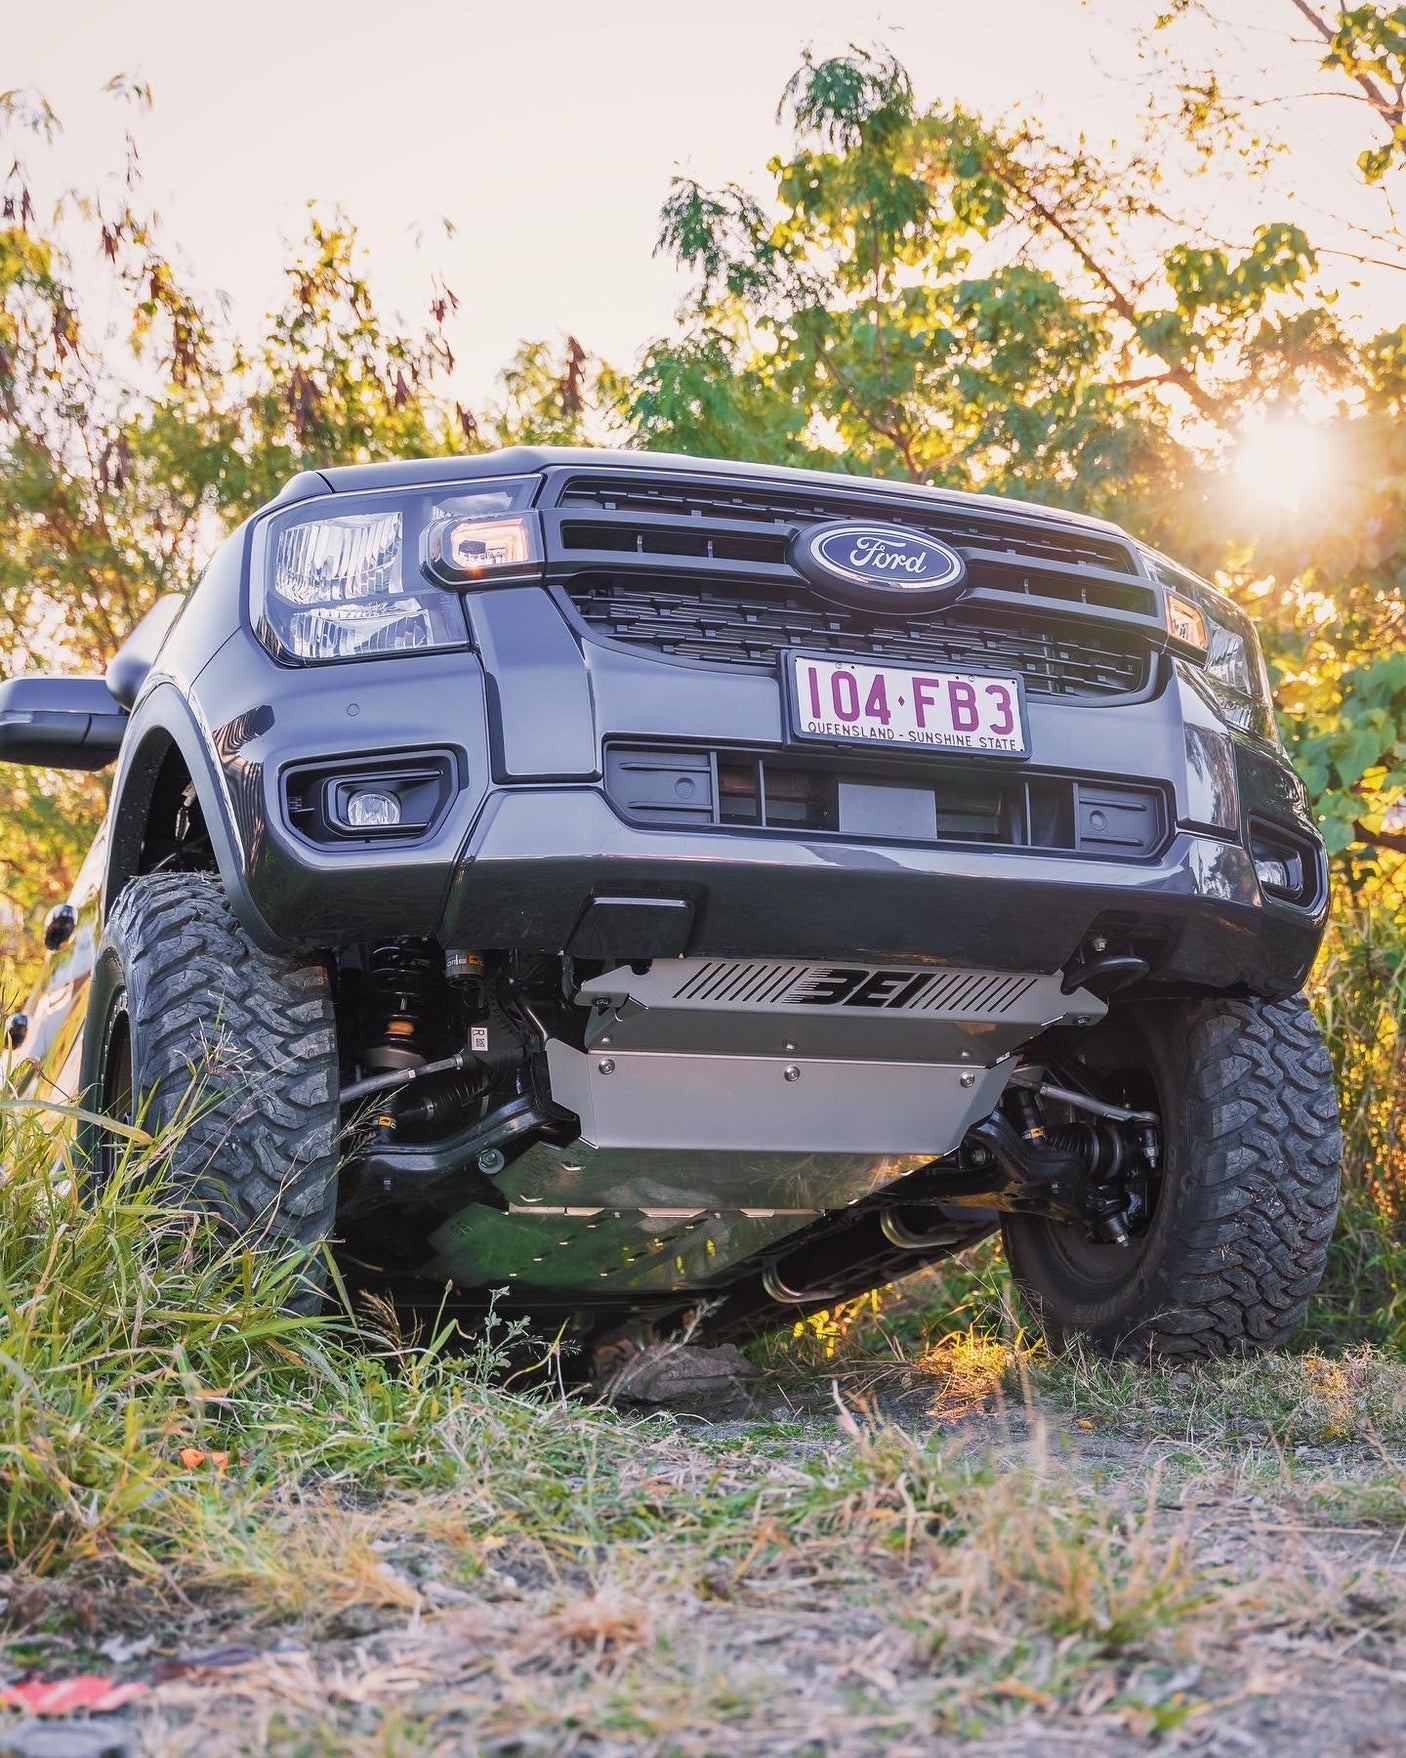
(1254, 856, 1292, 892)
(343, 789, 402, 830)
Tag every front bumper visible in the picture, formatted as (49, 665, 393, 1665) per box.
(178, 614, 1326, 997)
(438, 791, 1322, 991)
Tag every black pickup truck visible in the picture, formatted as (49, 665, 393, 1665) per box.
(0, 447, 1342, 1356)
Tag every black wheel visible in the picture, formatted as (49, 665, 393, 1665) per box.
(1003, 993, 1342, 1359)
(78, 872, 340, 1311)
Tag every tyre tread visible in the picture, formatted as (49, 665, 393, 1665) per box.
(1005, 992, 1342, 1360)
(94, 873, 340, 1285)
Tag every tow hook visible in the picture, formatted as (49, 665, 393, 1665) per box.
(1060, 943, 1150, 998)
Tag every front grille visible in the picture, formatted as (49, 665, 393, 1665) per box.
(566, 576, 1150, 700)
(555, 473, 1140, 579)
(604, 744, 1168, 860)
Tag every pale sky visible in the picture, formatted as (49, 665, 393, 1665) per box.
(9, 0, 1402, 406)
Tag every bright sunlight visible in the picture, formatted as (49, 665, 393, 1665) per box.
(1233, 417, 1341, 513)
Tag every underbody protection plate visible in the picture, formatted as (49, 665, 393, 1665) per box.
(577, 958, 1105, 1064)
(424, 1142, 938, 1296)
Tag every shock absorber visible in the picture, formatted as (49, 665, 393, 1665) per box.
(1046, 1121, 1133, 1247)
(362, 940, 446, 1072)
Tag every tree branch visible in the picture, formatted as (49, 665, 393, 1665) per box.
(1287, 0, 1406, 135)
(985, 155, 1226, 421)
(1354, 820, 1406, 857)
(1106, 370, 1180, 391)
(810, 340, 925, 480)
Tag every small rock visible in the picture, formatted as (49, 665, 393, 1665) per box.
(96, 1636, 154, 1667)
(606, 1342, 753, 1405)
(421, 1578, 475, 1607)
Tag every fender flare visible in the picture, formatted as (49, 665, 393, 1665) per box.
(102, 681, 282, 951)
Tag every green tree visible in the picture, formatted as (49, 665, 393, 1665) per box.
(1131, 4, 1406, 869)
(632, 43, 1402, 877)
(0, 88, 468, 991)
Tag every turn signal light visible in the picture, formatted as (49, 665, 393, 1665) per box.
(423, 511, 544, 587)
(1165, 591, 1207, 649)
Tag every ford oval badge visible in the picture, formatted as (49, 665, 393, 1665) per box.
(790, 520, 968, 612)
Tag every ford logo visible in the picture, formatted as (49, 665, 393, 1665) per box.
(790, 520, 968, 611)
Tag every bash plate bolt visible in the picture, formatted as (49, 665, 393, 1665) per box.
(598, 1058, 616, 1075)
(959, 1071, 977, 1088)
(477, 1148, 505, 1175)
(783, 1065, 801, 1083)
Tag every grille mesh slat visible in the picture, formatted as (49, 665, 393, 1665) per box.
(556, 475, 1138, 578)
(566, 578, 1149, 700)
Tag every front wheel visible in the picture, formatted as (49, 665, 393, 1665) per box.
(1003, 993, 1342, 1359)
(77, 872, 341, 1311)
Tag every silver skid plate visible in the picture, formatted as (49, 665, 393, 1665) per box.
(425, 960, 1102, 1298)
(547, 1042, 1011, 1155)
(578, 958, 1103, 1064)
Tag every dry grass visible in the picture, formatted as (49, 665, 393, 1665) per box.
(4, 917, 1406, 1751)
(110, 1374, 1406, 1755)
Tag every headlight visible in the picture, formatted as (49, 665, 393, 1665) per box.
(1194, 594, 1276, 739)
(1204, 606, 1262, 700)
(253, 477, 543, 663)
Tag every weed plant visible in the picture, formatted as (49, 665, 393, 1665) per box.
(1307, 895, 1406, 1348)
(0, 1100, 533, 1574)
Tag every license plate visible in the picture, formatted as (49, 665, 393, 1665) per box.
(787, 655, 1029, 756)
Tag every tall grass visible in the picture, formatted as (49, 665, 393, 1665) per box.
(0, 1103, 341, 1570)
(0, 1101, 543, 1577)
(1308, 896, 1406, 1348)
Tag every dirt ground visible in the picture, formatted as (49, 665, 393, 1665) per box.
(8, 1351, 1405, 1758)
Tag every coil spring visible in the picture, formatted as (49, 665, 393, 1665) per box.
(363, 939, 444, 1071)
(1045, 1120, 1135, 1225)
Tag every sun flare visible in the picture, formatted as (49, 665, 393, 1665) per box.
(1233, 419, 1338, 514)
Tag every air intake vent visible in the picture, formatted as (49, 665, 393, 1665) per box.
(604, 744, 1168, 860)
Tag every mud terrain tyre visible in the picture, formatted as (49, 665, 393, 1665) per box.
(78, 872, 339, 1311)
(1003, 994, 1342, 1359)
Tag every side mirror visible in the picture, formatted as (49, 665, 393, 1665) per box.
(106, 594, 184, 710)
(43, 902, 77, 951)
(0, 676, 128, 770)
